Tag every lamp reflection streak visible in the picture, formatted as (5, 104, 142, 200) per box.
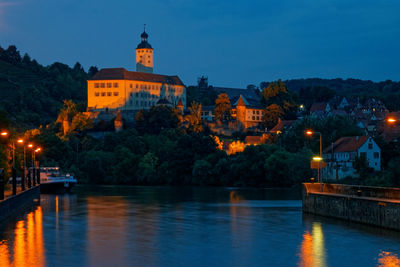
(0, 206, 45, 267)
(298, 222, 326, 267)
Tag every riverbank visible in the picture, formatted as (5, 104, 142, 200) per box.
(0, 186, 40, 222)
(302, 183, 400, 231)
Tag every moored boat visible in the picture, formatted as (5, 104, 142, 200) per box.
(38, 167, 77, 193)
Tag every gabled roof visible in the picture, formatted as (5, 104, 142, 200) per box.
(233, 95, 264, 109)
(270, 120, 296, 133)
(90, 68, 184, 86)
(323, 136, 369, 153)
(213, 87, 260, 102)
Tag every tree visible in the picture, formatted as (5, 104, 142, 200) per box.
(214, 93, 231, 121)
(56, 100, 78, 124)
(262, 104, 283, 129)
(353, 153, 373, 179)
(135, 105, 179, 134)
(186, 101, 203, 133)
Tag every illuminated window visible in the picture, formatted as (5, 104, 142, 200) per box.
(107, 92, 112, 96)
(113, 92, 119, 96)
(94, 83, 99, 88)
(113, 83, 118, 88)
(95, 92, 99, 97)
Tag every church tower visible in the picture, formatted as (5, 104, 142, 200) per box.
(136, 26, 153, 73)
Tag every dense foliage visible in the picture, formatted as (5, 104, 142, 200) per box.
(0, 45, 91, 129)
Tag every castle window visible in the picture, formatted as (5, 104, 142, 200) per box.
(256, 110, 260, 115)
(136, 84, 138, 89)
(113, 92, 119, 96)
(130, 84, 132, 89)
(95, 92, 99, 97)
(101, 92, 106, 96)
(100, 83, 105, 88)
(148, 61, 150, 64)
(113, 83, 118, 88)
(107, 83, 112, 88)
(256, 116, 259, 120)
(107, 92, 112, 96)
(94, 83, 99, 88)
(252, 116, 255, 120)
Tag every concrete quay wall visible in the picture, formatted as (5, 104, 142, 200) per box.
(302, 183, 400, 231)
(0, 186, 40, 222)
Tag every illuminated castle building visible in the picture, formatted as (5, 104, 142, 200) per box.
(87, 29, 186, 112)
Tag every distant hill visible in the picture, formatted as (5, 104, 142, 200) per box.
(259, 78, 400, 111)
(0, 45, 96, 129)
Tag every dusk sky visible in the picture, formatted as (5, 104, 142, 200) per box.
(0, 0, 399, 88)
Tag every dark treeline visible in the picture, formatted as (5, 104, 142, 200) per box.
(0, 44, 93, 129)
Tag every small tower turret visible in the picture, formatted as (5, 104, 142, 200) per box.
(136, 25, 154, 73)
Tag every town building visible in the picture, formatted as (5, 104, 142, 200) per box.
(233, 95, 265, 130)
(322, 136, 381, 180)
(87, 29, 186, 112)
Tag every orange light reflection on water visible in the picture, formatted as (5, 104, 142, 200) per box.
(378, 251, 400, 267)
(0, 206, 45, 267)
(298, 222, 326, 267)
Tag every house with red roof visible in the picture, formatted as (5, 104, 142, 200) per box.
(322, 136, 381, 180)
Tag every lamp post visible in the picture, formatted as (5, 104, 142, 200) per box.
(306, 130, 323, 192)
(33, 147, 41, 185)
(27, 144, 33, 188)
(16, 139, 26, 191)
(0, 131, 7, 200)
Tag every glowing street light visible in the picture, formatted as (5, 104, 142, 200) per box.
(306, 130, 323, 192)
(387, 117, 397, 124)
(1, 131, 8, 136)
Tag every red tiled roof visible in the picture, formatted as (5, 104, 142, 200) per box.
(270, 120, 296, 133)
(245, 136, 263, 145)
(89, 68, 184, 86)
(323, 136, 369, 153)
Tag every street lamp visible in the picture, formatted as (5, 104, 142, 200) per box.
(16, 139, 26, 191)
(306, 130, 323, 192)
(387, 117, 397, 124)
(33, 147, 41, 185)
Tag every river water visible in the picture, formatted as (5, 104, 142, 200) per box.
(0, 186, 400, 267)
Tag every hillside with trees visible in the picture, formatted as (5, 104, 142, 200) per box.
(0, 45, 95, 129)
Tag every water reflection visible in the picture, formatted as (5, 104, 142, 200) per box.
(0, 206, 45, 267)
(378, 251, 400, 267)
(298, 222, 326, 267)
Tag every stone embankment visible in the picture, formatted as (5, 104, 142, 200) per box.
(0, 186, 40, 222)
(303, 183, 400, 231)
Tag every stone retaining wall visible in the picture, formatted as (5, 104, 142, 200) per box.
(0, 186, 40, 222)
(303, 183, 400, 231)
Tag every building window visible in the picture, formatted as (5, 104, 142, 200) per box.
(136, 100, 139, 106)
(136, 84, 138, 89)
(107, 92, 112, 96)
(368, 143, 373, 149)
(148, 61, 150, 64)
(94, 83, 99, 88)
(101, 92, 106, 97)
(257, 110, 260, 115)
(113, 92, 119, 96)
(113, 83, 118, 88)
(252, 116, 255, 120)
(253, 110, 255, 115)
(100, 83, 105, 88)
(360, 152, 367, 158)
(256, 116, 259, 120)
(95, 92, 99, 97)
(107, 83, 112, 88)
(374, 152, 380, 159)
(130, 84, 133, 89)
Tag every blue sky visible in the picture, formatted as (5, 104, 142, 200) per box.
(0, 0, 399, 87)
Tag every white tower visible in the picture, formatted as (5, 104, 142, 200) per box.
(136, 26, 153, 73)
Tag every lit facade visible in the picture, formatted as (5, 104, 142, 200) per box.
(87, 30, 186, 111)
